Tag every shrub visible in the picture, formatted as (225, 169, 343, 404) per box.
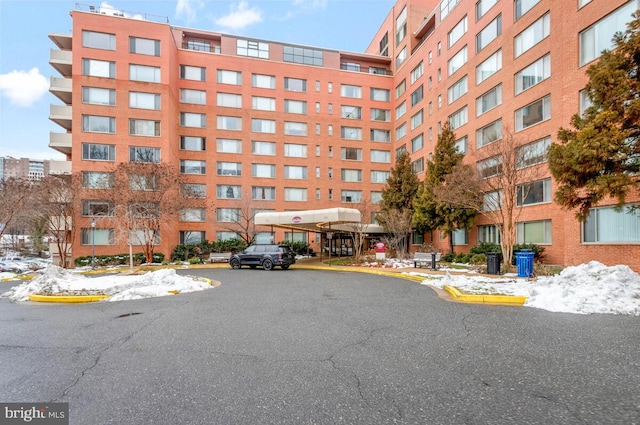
(441, 252, 456, 262)
(470, 242, 502, 256)
(278, 240, 314, 256)
(469, 253, 487, 265)
(74, 252, 165, 267)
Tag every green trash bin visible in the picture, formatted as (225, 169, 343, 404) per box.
(516, 250, 535, 277)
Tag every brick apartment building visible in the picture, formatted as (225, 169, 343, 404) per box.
(48, 0, 640, 269)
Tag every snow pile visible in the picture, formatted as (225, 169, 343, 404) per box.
(1, 265, 212, 302)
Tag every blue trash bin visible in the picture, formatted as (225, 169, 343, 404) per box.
(515, 250, 535, 278)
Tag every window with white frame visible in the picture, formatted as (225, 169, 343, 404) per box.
(410, 62, 424, 84)
(476, 15, 501, 52)
(251, 119, 276, 134)
(371, 108, 390, 122)
(180, 89, 206, 105)
(217, 162, 242, 176)
(516, 178, 552, 206)
(396, 101, 407, 119)
(411, 85, 424, 106)
(371, 129, 391, 142)
(129, 119, 160, 136)
(83, 58, 115, 78)
(217, 93, 242, 108)
(515, 54, 551, 95)
(396, 47, 407, 67)
(252, 96, 276, 111)
(130, 64, 160, 83)
(216, 232, 239, 241)
(448, 16, 467, 48)
(252, 186, 276, 200)
(451, 229, 469, 245)
(341, 105, 362, 119)
(455, 135, 468, 154)
(448, 75, 468, 104)
(82, 30, 115, 50)
(476, 84, 502, 116)
(371, 191, 383, 203)
(341, 190, 362, 203)
(371, 150, 391, 163)
(579, 89, 593, 116)
(129, 174, 159, 191)
(477, 119, 502, 147)
(129, 92, 160, 110)
(216, 138, 242, 154)
(284, 77, 307, 92)
(284, 165, 307, 179)
(371, 170, 390, 183)
(237, 39, 269, 58)
(180, 208, 206, 222)
(476, 49, 502, 84)
(476, 0, 498, 20)
(252, 74, 275, 89)
(517, 220, 552, 244)
(411, 109, 424, 130)
(180, 113, 206, 128)
(580, 1, 636, 66)
(284, 143, 307, 157)
(411, 134, 424, 152)
(284, 99, 307, 114)
(341, 169, 362, 182)
(371, 88, 390, 101)
(441, 0, 462, 20)
(396, 123, 407, 140)
(216, 185, 241, 199)
(341, 147, 362, 161)
(341, 126, 362, 140)
(82, 87, 115, 106)
(515, 0, 541, 21)
(252, 141, 276, 156)
(217, 69, 242, 85)
(583, 204, 640, 242)
(130, 37, 160, 56)
(514, 13, 550, 58)
(180, 65, 205, 81)
(217, 116, 242, 131)
(515, 95, 551, 131)
(284, 122, 308, 136)
(82, 143, 115, 161)
(83, 115, 115, 133)
(449, 106, 468, 130)
(396, 6, 407, 45)
(517, 136, 550, 168)
(180, 159, 206, 175)
(477, 155, 502, 178)
(129, 146, 160, 163)
(448, 45, 467, 76)
(217, 208, 240, 222)
(252, 163, 276, 178)
(285, 188, 308, 201)
(396, 79, 406, 98)
(482, 189, 503, 211)
(341, 84, 362, 98)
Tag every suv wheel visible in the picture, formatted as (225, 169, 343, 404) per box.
(262, 258, 273, 271)
(230, 258, 241, 269)
(281, 264, 290, 270)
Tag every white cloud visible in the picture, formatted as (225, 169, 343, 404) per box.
(292, 0, 328, 12)
(175, 0, 204, 24)
(215, 1, 262, 29)
(0, 68, 48, 107)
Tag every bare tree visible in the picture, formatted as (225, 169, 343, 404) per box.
(378, 208, 412, 259)
(0, 177, 33, 241)
(434, 128, 543, 267)
(341, 198, 376, 262)
(216, 192, 271, 245)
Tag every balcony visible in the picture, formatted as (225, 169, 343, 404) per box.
(50, 49, 72, 77)
(49, 106, 72, 131)
(50, 76, 72, 104)
(49, 33, 72, 50)
(49, 132, 72, 156)
(48, 160, 72, 175)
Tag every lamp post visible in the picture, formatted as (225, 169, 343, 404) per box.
(91, 218, 96, 269)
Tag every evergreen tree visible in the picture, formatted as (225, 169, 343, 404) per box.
(549, 13, 640, 219)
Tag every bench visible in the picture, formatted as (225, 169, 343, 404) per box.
(413, 252, 442, 269)
(209, 252, 232, 263)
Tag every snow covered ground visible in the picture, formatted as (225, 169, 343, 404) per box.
(1, 261, 639, 316)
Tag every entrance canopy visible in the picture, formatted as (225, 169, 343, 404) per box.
(254, 207, 385, 233)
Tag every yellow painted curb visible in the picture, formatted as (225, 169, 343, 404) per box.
(443, 285, 527, 305)
(28, 294, 110, 303)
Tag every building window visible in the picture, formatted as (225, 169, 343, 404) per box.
(477, 155, 502, 178)
(129, 92, 160, 110)
(129, 37, 160, 56)
(341, 126, 362, 140)
(341, 105, 362, 119)
(180, 160, 206, 175)
(82, 115, 115, 134)
(180, 208, 206, 222)
(411, 158, 425, 173)
(180, 89, 206, 105)
(396, 101, 407, 119)
(452, 229, 469, 245)
(82, 87, 115, 106)
(216, 232, 239, 241)
(284, 122, 308, 136)
(284, 144, 307, 158)
(380, 31, 389, 56)
(371, 108, 390, 122)
(476, 84, 502, 116)
(517, 220, 552, 244)
(448, 75, 468, 104)
(515, 13, 550, 58)
(181, 184, 206, 198)
(476, 119, 502, 147)
(252, 74, 275, 88)
(478, 224, 501, 243)
(341, 62, 361, 72)
(517, 178, 552, 206)
(217, 69, 242, 85)
(341, 190, 362, 203)
(341, 169, 362, 182)
(411, 134, 424, 152)
(396, 123, 407, 140)
(371, 88, 390, 101)
(514, 0, 541, 20)
(476, 49, 502, 84)
(82, 58, 115, 78)
(82, 228, 114, 245)
(371, 129, 391, 142)
(180, 113, 206, 128)
(237, 39, 269, 58)
(396, 79, 406, 98)
(411, 85, 424, 106)
(476, 0, 498, 20)
(371, 150, 391, 163)
(252, 163, 276, 178)
(217, 162, 242, 176)
(252, 186, 276, 200)
(476, 15, 501, 52)
(579, 0, 593, 7)
(371, 170, 390, 183)
(341, 147, 362, 161)
(217, 208, 240, 222)
(448, 16, 468, 48)
(580, 90, 593, 116)
(283, 45, 323, 66)
(396, 47, 407, 67)
(186, 39, 215, 52)
(284, 77, 307, 92)
(411, 109, 424, 130)
(178, 231, 204, 245)
(216, 138, 242, 154)
(129, 64, 160, 83)
(217, 116, 242, 131)
(82, 200, 114, 217)
(517, 136, 550, 168)
(82, 171, 114, 189)
(180, 65, 205, 81)
(515, 95, 551, 131)
(441, 0, 462, 20)
(284, 165, 307, 180)
(251, 119, 276, 134)
(396, 6, 407, 45)
(285, 188, 308, 202)
(217, 93, 242, 108)
(455, 136, 468, 153)
(341, 84, 362, 98)
(82, 30, 115, 50)
(448, 46, 467, 76)
(449, 106, 468, 130)
(580, 1, 635, 66)
(410, 62, 424, 84)
(583, 204, 640, 242)
(129, 146, 160, 163)
(252, 96, 276, 111)
(284, 99, 307, 114)
(252, 141, 276, 156)
(180, 136, 206, 151)
(82, 143, 115, 161)
(515, 54, 551, 95)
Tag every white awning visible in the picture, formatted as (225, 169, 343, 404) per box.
(254, 207, 361, 232)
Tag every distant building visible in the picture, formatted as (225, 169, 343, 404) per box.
(47, 0, 640, 270)
(0, 156, 50, 180)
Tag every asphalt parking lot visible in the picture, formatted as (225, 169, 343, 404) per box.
(1, 268, 639, 424)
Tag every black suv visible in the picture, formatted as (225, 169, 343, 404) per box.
(229, 245, 296, 271)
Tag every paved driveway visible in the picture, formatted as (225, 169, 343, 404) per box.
(1, 268, 639, 424)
